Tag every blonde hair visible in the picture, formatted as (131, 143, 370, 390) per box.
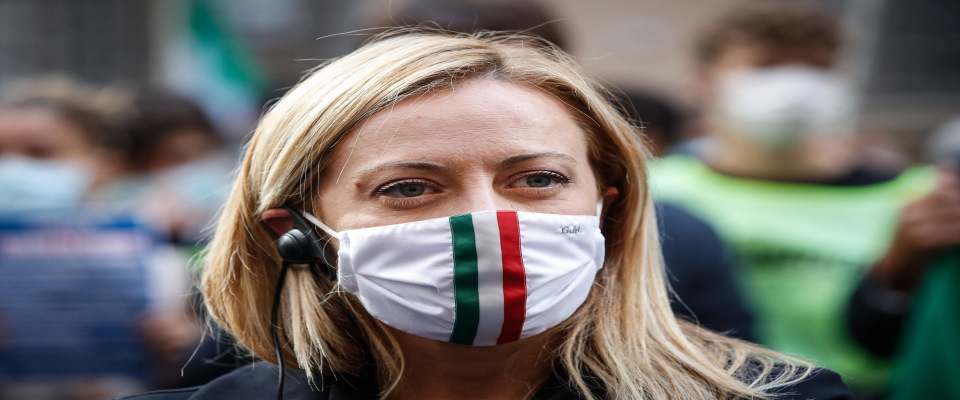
(202, 30, 812, 399)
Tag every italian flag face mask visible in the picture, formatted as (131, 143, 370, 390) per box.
(303, 208, 606, 346)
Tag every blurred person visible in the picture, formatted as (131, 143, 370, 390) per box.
(613, 89, 688, 157)
(649, 2, 937, 397)
(854, 132, 913, 177)
(101, 91, 247, 387)
(100, 91, 235, 246)
(123, 92, 221, 175)
(847, 117, 960, 399)
(0, 76, 129, 213)
(616, 88, 757, 341)
(120, 30, 853, 400)
(0, 77, 200, 399)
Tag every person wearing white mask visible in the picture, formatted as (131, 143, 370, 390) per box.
(649, 2, 942, 398)
(120, 30, 854, 400)
(0, 78, 202, 399)
(0, 77, 127, 213)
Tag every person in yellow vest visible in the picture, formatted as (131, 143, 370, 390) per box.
(649, 2, 938, 397)
(846, 123, 960, 399)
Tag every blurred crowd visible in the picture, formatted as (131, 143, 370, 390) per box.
(0, 1, 958, 399)
(0, 77, 240, 399)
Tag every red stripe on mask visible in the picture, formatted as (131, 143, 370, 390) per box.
(496, 210, 526, 344)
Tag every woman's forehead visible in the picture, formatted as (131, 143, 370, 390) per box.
(323, 79, 591, 176)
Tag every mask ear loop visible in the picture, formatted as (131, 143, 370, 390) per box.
(301, 211, 339, 239)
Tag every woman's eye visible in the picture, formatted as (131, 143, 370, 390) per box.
(523, 175, 553, 188)
(510, 172, 571, 188)
(375, 179, 438, 198)
(394, 183, 427, 197)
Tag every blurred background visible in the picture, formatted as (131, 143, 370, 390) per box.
(0, 0, 957, 151)
(0, 0, 957, 399)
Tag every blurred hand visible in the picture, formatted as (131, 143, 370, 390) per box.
(138, 308, 203, 364)
(874, 165, 960, 291)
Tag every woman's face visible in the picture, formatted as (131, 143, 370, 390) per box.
(316, 79, 601, 231)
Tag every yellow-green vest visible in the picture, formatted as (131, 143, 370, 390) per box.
(650, 155, 935, 393)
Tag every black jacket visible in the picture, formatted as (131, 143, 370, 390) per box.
(118, 362, 854, 400)
(657, 202, 757, 342)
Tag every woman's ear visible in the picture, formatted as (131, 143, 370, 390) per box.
(261, 208, 294, 235)
(600, 187, 620, 223)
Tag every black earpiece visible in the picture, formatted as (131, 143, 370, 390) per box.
(272, 206, 338, 400)
(276, 228, 317, 263)
(275, 206, 337, 280)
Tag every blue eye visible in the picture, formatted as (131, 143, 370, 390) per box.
(510, 171, 571, 188)
(394, 184, 426, 197)
(524, 175, 553, 188)
(375, 179, 438, 198)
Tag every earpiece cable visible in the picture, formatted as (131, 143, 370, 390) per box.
(271, 263, 291, 400)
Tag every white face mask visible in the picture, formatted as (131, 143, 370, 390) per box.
(717, 65, 857, 149)
(304, 208, 605, 346)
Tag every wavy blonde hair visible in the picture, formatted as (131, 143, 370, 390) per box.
(202, 30, 812, 399)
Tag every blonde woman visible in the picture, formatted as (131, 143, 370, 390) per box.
(122, 31, 853, 400)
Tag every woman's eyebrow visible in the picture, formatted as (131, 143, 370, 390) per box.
(353, 161, 447, 178)
(497, 152, 577, 169)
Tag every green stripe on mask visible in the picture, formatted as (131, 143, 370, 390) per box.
(449, 213, 480, 345)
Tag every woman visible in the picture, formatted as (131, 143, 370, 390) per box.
(125, 31, 852, 399)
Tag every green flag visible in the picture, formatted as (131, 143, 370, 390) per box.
(887, 249, 960, 400)
(163, 0, 266, 137)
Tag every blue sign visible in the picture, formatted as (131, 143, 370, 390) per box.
(0, 214, 156, 379)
